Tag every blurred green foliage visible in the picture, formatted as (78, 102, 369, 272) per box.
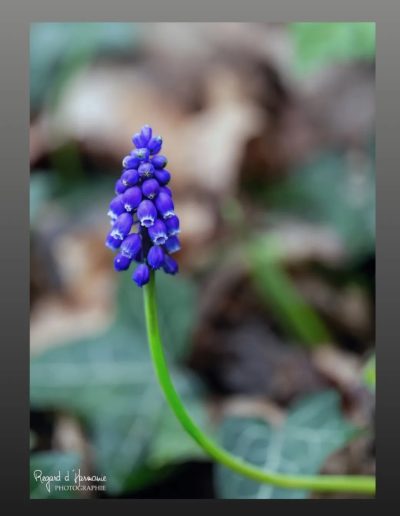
(247, 149, 375, 347)
(216, 391, 358, 499)
(265, 151, 375, 262)
(30, 23, 139, 112)
(248, 235, 333, 347)
(290, 22, 375, 75)
(30, 174, 118, 227)
(30, 274, 212, 495)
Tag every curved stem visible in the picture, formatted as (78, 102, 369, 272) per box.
(143, 273, 375, 495)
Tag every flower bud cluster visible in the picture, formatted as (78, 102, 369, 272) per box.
(106, 125, 180, 286)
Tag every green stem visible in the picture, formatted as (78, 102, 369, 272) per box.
(143, 272, 375, 495)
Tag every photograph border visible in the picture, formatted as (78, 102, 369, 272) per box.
(0, 0, 398, 509)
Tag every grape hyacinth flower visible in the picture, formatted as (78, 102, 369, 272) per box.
(103, 131, 376, 498)
(105, 125, 180, 287)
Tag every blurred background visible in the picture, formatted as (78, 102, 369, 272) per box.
(30, 22, 375, 499)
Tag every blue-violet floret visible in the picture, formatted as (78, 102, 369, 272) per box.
(164, 235, 181, 254)
(132, 263, 150, 287)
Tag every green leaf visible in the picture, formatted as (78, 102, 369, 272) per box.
(248, 235, 332, 347)
(290, 22, 375, 76)
(215, 391, 358, 499)
(30, 452, 81, 499)
(265, 151, 375, 261)
(30, 275, 208, 494)
(116, 271, 198, 362)
(362, 354, 375, 393)
(148, 393, 210, 468)
(30, 327, 206, 494)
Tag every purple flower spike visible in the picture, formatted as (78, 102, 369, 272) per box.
(121, 169, 140, 187)
(142, 178, 160, 199)
(140, 125, 153, 145)
(155, 192, 175, 219)
(154, 169, 171, 185)
(123, 186, 142, 212)
(164, 235, 181, 254)
(111, 212, 133, 240)
(151, 155, 168, 169)
(106, 125, 180, 284)
(132, 263, 150, 287)
(165, 215, 180, 236)
(148, 219, 168, 245)
(147, 245, 165, 270)
(114, 253, 132, 271)
(163, 255, 179, 275)
(147, 136, 163, 155)
(137, 200, 157, 228)
(138, 162, 155, 178)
